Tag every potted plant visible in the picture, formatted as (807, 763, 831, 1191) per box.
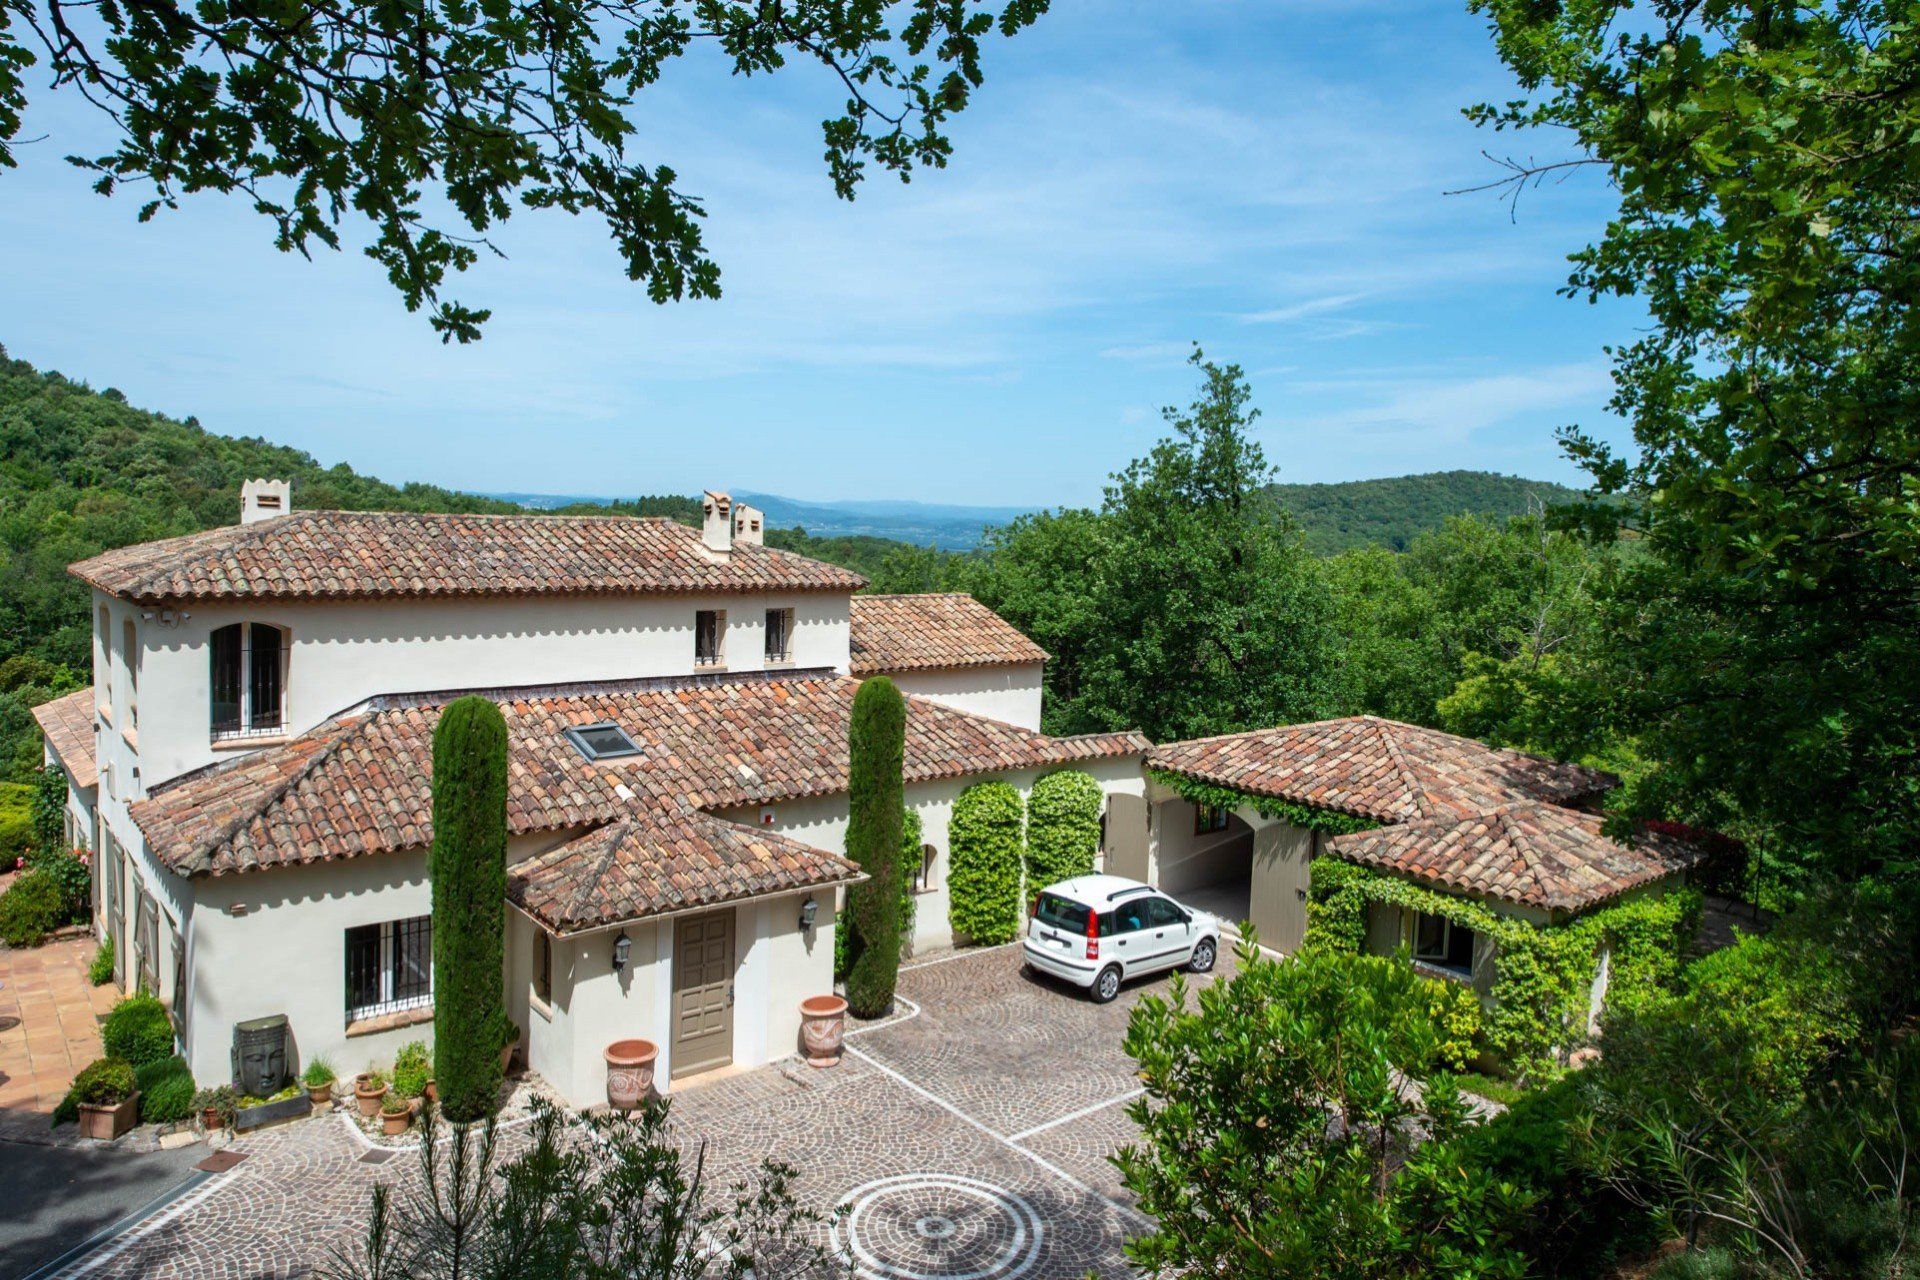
(302, 1055, 338, 1107)
(799, 994, 850, 1068)
(70, 1058, 140, 1141)
(603, 1039, 658, 1110)
(194, 1084, 237, 1131)
(392, 1041, 432, 1101)
(379, 1089, 412, 1136)
(355, 1069, 389, 1118)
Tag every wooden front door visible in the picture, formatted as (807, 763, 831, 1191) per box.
(670, 911, 735, 1079)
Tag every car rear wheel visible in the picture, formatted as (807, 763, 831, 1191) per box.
(1090, 965, 1122, 1004)
(1188, 938, 1217, 973)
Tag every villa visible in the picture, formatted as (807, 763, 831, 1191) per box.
(30, 483, 1707, 1105)
(34, 484, 1145, 1105)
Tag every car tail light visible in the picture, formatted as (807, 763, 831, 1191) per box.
(1085, 909, 1099, 960)
(1029, 894, 1040, 918)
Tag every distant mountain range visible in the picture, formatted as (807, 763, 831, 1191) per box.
(486, 470, 1590, 553)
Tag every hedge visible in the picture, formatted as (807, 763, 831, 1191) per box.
(0, 868, 66, 947)
(103, 991, 175, 1067)
(844, 677, 906, 1017)
(948, 781, 1025, 945)
(135, 1055, 196, 1124)
(1305, 858, 1699, 1082)
(0, 780, 32, 865)
(430, 695, 510, 1122)
(1025, 770, 1102, 887)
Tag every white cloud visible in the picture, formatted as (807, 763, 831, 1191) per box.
(1290, 362, 1613, 446)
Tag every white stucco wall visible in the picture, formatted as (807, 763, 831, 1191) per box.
(881, 664, 1044, 732)
(101, 588, 853, 789)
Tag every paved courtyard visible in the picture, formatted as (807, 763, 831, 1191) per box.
(40, 943, 1228, 1280)
(0, 931, 116, 1142)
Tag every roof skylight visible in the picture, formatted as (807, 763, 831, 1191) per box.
(563, 722, 642, 762)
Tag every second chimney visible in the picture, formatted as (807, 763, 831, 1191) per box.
(732, 502, 764, 547)
(240, 478, 292, 525)
(701, 490, 733, 554)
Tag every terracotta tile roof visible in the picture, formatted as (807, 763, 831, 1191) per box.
(1324, 801, 1707, 914)
(509, 812, 862, 935)
(70, 510, 866, 604)
(31, 689, 98, 790)
(131, 673, 1148, 885)
(849, 594, 1048, 674)
(1148, 716, 1614, 825)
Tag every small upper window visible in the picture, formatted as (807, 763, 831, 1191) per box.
(695, 609, 726, 667)
(1194, 804, 1230, 835)
(913, 843, 937, 894)
(563, 722, 642, 762)
(1413, 912, 1474, 974)
(765, 607, 794, 663)
(210, 621, 288, 740)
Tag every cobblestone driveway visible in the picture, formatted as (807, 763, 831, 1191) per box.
(49, 943, 1227, 1280)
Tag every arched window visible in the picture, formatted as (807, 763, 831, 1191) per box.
(210, 622, 288, 740)
(123, 618, 139, 727)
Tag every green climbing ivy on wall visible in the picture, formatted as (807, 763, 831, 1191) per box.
(948, 780, 1025, 946)
(1304, 858, 1700, 1083)
(1025, 769, 1103, 887)
(1146, 767, 1381, 836)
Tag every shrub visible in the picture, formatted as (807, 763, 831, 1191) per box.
(69, 1057, 136, 1107)
(1422, 975, 1483, 1073)
(88, 937, 114, 986)
(0, 780, 32, 865)
(836, 807, 921, 981)
(381, 1089, 412, 1116)
(392, 1041, 433, 1099)
(430, 695, 510, 1123)
(844, 677, 906, 1017)
(135, 1055, 195, 1124)
(193, 1085, 237, 1126)
(1024, 769, 1102, 887)
(26, 845, 90, 922)
(102, 991, 174, 1067)
(948, 781, 1025, 945)
(0, 868, 66, 946)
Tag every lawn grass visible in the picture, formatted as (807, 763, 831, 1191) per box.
(1453, 1070, 1527, 1108)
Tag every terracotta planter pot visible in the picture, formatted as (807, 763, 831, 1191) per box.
(77, 1092, 140, 1142)
(381, 1106, 411, 1136)
(307, 1083, 333, 1107)
(423, 1080, 437, 1104)
(800, 994, 849, 1068)
(201, 1106, 226, 1131)
(604, 1039, 658, 1110)
(356, 1081, 388, 1118)
(500, 1038, 520, 1078)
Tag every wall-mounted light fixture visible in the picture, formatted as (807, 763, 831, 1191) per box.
(799, 896, 818, 933)
(612, 930, 632, 972)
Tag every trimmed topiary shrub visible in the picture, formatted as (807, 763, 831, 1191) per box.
(844, 677, 906, 1018)
(948, 781, 1025, 945)
(0, 868, 66, 946)
(103, 991, 174, 1067)
(1024, 769, 1103, 888)
(135, 1055, 195, 1124)
(836, 807, 922, 981)
(430, 695, 510, 1123)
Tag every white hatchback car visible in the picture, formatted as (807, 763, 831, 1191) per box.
(1021, 874, 1221, 1003)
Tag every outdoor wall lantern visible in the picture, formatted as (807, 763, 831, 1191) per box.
(799, 896, 818, 933)
(612, 930, 632, 972)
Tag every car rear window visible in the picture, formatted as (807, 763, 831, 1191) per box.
(1034, 892, 1089, 933)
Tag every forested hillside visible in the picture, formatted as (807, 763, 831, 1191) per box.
(1269, 470, 1589, 554)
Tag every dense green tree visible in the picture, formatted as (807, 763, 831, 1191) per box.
(1470, 0, 1920, 880)
(965, 508, 1110, 734)
(1272, 470, 1590, 556)
(430, 695, 511, 1123)
(1075, 350, 1342, 741)
(1, 2, 1047, 341)
(843, 676, 905, 1017)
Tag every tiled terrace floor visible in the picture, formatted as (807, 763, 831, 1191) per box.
(0, 930, 115, 1142)
(45, 943, 1228, 1280)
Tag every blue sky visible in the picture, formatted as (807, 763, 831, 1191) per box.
(0, 1, 1633, 509)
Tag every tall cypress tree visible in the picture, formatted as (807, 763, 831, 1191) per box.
(430, 695, 510, 1122)
(844, 677, 906, 1018)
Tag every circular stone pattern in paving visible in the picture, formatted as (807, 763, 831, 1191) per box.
(834, 1173, 1044, 1280)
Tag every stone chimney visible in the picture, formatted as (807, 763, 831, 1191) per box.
(701, 490, 733, 554)
(732, 502, 765, 547)
(240, 478, 292, 525)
